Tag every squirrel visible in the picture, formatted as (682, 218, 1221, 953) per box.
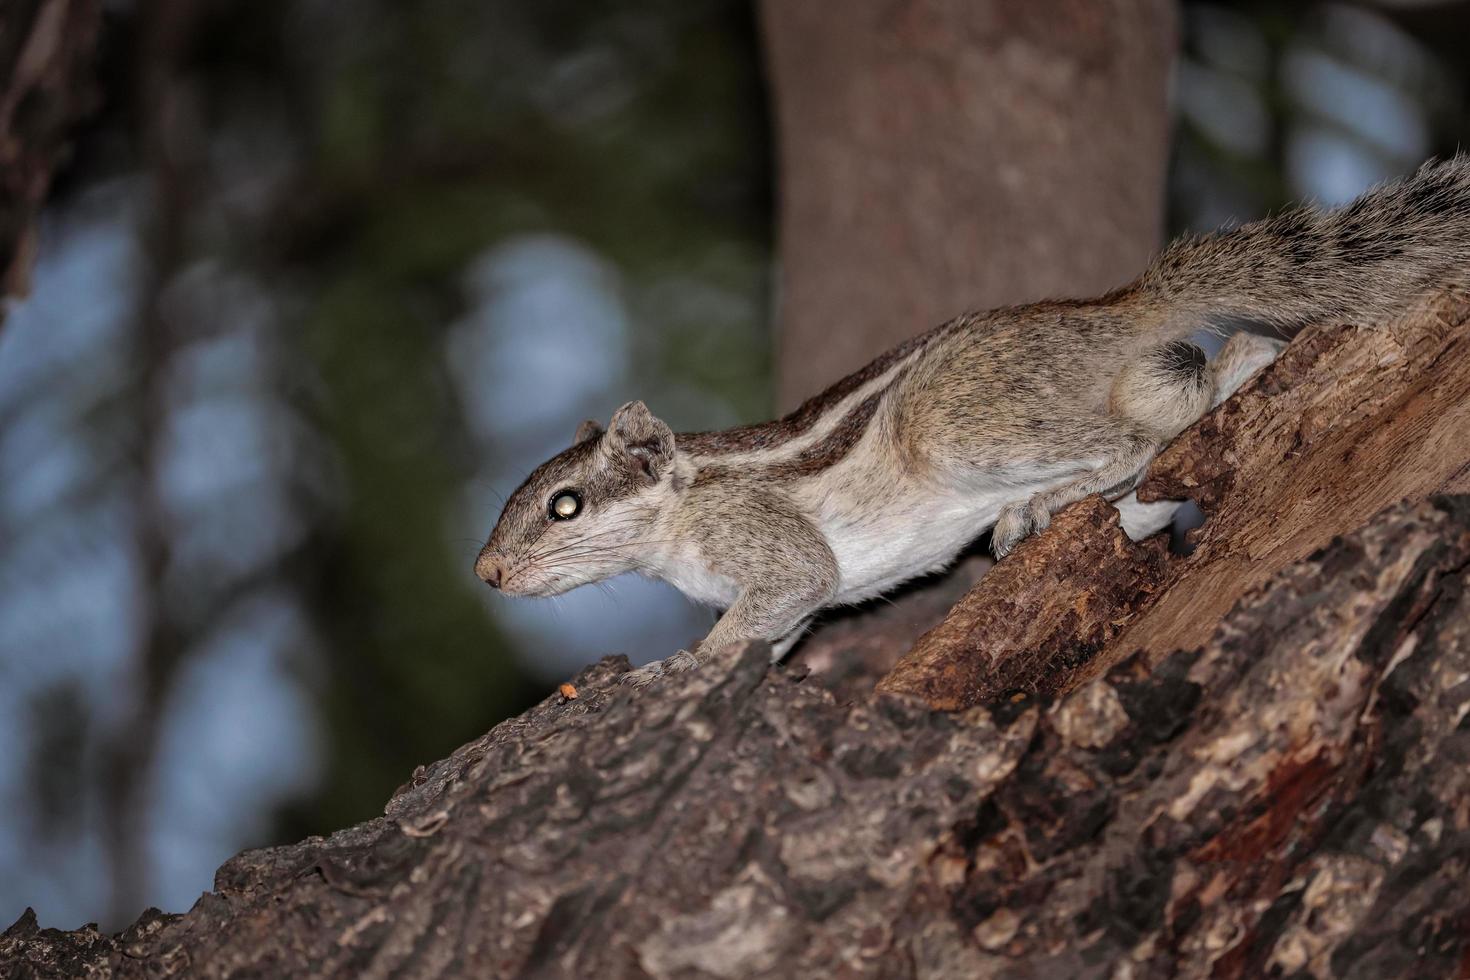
(476, 157, 1470, 686)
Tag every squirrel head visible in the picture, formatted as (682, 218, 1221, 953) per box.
(476, 401, 676, 596)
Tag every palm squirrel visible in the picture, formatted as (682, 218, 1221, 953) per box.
(476, 158, 1470, 685)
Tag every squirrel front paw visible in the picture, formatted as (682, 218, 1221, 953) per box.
(621, 648, 701, 688)
(992, 497, 1051, 558)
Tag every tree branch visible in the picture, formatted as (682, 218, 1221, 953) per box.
(6, 292, 1470, 978)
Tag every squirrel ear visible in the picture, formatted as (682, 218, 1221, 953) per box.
(573, 418, 605, 445)
(606, 400, 675, 482)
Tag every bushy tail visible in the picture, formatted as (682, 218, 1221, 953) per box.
(1134, 157, 1470, 333)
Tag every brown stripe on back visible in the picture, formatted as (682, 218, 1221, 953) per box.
(762, 385, 887, 479)
(694, 372, 900, 486)
(680, 319, 953, 456)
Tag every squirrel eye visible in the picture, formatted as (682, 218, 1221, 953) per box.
(548, 490, 582, 520)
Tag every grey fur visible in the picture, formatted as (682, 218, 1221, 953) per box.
(477, 158, 1470, 685)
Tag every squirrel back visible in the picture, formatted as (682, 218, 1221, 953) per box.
(1132, 156, 1470, 335)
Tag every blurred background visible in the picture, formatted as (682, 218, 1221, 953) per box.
(2, 0, 1468, 932)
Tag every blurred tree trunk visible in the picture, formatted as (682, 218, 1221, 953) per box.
(759, 0, 1176, 409)
(98, 0, 207, 930)
(0, 0, 101, 311)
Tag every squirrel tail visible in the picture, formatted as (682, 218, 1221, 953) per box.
(1132, 156, 1470, 335)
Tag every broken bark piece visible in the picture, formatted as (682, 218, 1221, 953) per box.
(879, 291, 1470, 709)
(7, 498, 1468, 978)
(877, 498, 1170, 707)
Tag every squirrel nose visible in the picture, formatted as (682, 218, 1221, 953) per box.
(475, 549, 504, 589)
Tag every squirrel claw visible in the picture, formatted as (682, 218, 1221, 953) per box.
(622, 649, 701, 688)
(992, 498, 1050, 557)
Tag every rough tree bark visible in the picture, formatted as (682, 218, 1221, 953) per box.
(6, 290, 1470, 978)
(759, 0, 1176, 409)
(0, 0, 100, 309)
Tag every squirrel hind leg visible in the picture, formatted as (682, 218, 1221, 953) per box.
(1108, 332, 1285, 441)
(992, 333, 1289, 559)
(1113, 491, 1184, 541)
(1108, 340, 1213, 442)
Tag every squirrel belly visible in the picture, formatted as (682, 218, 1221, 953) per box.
(478, 158, 1470, 685)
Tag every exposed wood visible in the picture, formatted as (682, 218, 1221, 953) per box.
(877, 499, 1170, 707)
(759, 0, 1176, 410)
(880, 292, 1470, 709)
(1121, 294, 1470, 668)
(7, 494, 1470, 977)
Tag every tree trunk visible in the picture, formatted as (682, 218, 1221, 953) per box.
(7, 289, 1470, 978)
(759, 0, 1176, 410)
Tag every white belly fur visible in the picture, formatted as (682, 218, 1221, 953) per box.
(654, 450, 1111, 612)
(821, 486, 1011, 604)
(801, 452, 1097, 605)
